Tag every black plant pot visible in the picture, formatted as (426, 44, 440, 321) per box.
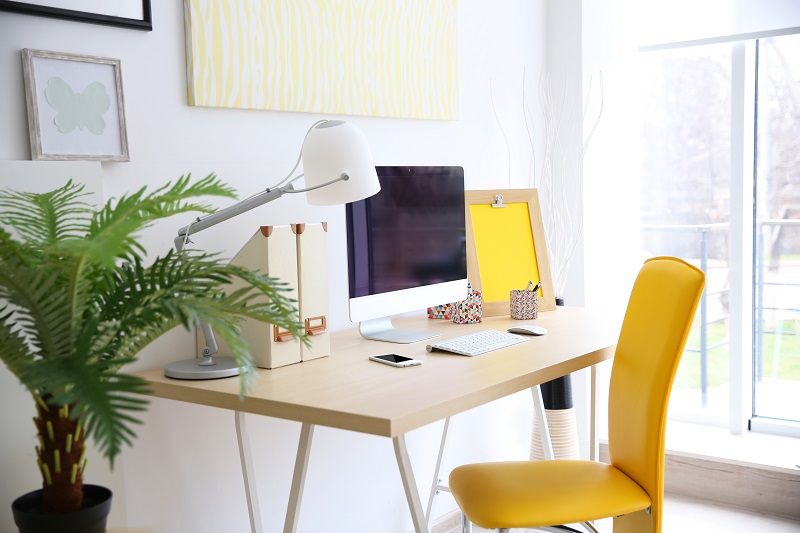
(11, 484, 112, 533)
(546, 298, 573, 413)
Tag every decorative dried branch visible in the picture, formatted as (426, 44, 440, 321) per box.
(525, 69, 604, 299)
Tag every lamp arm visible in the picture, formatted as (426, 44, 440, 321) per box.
(287, 173, 349, 194)
(175, 184, 292, 249)
(196, 321, 220, 361)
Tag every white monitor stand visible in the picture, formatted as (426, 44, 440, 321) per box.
(358, 317, 438, 344)
(349, 279, 468, 344)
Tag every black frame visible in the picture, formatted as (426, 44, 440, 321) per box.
(0, 0, 152, 31)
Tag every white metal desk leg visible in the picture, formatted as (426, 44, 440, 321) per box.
(284, 422, 315, 533)
(531, 385, 554, 460)
(425, 417, 452, 525)
(235, 411, 263, 533)
(590, 365, 599, 462)
(393, 434, 429, 533)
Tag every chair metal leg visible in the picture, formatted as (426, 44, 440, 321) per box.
(581, 521, 601, 533)
(461, 512, 472, 533)
(529, 526, 587, 532)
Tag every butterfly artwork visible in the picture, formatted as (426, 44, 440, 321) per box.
(43, 77, 111, 135)
(22, 49, 129, 161)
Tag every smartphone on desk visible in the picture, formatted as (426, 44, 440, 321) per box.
(369, 354, 422, 367)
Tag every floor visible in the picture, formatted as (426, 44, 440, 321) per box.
(443, 495, 800, 532)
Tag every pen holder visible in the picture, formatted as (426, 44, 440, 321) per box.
(427, 302, 452, 319)
(510, 289, 538, 320)
(451, 284, 482, 324)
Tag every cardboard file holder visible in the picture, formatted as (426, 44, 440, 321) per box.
(294, 223, 330, 362)
(196, 223, 330, 369)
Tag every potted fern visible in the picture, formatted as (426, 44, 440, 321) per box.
(0, 175, 305, 532)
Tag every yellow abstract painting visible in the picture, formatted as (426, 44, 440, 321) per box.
(184, 0, 459, 119)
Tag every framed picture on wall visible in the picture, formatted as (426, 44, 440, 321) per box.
(0, 0, 151, 30)
(22, 49, 129, 162)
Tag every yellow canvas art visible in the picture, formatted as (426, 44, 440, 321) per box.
(184, 0, 459, 120)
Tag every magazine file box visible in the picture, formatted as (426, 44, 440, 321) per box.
(294, 222, 330, 361)
(197, 225, 301, 368)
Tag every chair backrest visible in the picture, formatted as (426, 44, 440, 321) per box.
(608, 256, 705, 532)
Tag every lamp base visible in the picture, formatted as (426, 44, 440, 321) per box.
(164, 357, 241, 380)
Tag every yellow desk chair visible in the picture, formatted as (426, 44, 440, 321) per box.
(449, 256, 706, 533)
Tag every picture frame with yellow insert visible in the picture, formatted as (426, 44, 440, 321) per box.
(465, 189, 555, 317)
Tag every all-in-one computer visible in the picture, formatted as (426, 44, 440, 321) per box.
(346, 166, 468, 343)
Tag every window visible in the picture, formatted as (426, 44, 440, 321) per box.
(637, 32, 800, 435)
(753, 33, 800, 432)
(638, 43, 732, 423)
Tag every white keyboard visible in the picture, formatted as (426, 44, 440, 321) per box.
(426, 329, 529, 356)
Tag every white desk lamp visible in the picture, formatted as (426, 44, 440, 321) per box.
(164, 120, 380, 380)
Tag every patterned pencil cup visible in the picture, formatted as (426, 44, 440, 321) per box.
(427, 303, 452, 319)
(510, 289, 538, 320)
(451, 284, 482, 324)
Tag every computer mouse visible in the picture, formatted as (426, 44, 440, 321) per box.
(507, 325, 547, 336)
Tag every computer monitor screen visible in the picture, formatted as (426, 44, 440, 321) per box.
(346, 166, 468, 343)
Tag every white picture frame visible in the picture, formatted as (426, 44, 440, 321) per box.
(21, 49, 129, 162)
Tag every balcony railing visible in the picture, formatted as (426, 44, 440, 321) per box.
(754, 219, 800, 384)
(641, 219, 799, 414)
(640, 223, 729, 408)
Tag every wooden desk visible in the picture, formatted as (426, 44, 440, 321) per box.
(137, 307, 618, 533)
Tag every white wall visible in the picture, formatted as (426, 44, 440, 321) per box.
(0, 1, 554, 531)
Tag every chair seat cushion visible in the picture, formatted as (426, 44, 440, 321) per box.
(449, 460, 652, 529)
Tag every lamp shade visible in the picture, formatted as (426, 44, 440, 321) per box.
(301, 121, 381, 205)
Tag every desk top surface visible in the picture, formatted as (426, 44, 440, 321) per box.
(135, 307, 620, 437)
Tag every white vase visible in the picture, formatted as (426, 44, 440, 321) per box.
(530, 406, 580, 460)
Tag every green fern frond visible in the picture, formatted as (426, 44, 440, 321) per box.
(0, 180, 93, 245)
(0, 307, 35, 381)
(65, 174, 238, 267)
(0, 259, 73, 360)
(90, 251, 305, 366)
